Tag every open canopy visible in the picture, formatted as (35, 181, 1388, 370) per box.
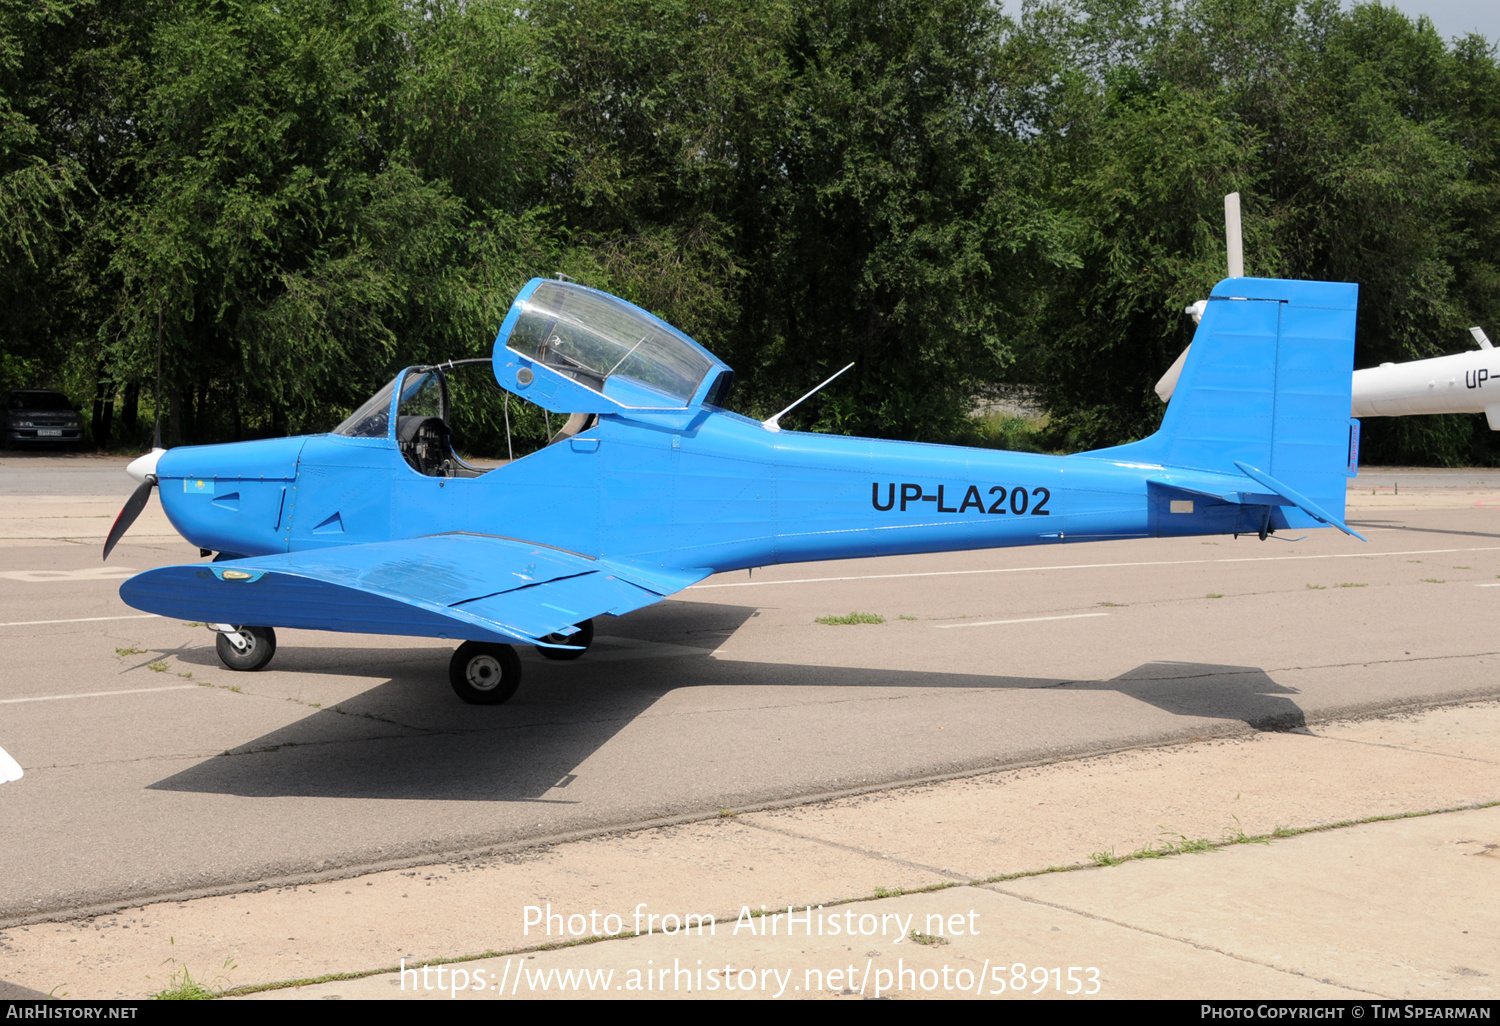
(496, 279, 731, 411)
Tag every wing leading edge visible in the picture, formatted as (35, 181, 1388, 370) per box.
(119, 533, 709, 646)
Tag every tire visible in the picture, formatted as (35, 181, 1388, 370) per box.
(449, 641, 522, 704)
(536, 618, 594, 661)
(214, 625, 277, 671)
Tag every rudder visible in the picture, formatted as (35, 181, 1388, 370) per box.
(1096, 277, 1358, 525)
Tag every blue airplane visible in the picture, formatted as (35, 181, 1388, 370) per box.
(104, 275, 1363, 704)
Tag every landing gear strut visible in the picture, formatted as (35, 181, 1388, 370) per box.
(536, 618, 594, 661)
(212, 624, 277, 671)
(449, 641, 522, 704)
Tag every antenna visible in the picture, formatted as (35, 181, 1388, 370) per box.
(763, 362, 855, 433)
(1470, 326, 1493, 350)
(1225, 192, 1244, 278)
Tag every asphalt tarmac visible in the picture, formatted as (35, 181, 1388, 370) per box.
(3, 455, 1500, 926)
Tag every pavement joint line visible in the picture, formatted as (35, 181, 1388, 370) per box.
(0, 684, 200, 705)
(935, 613, 1110, 629)
(688, 544, 1500, 589)
(0, 613, 160, 628)
(966, 799, 1500, 998)
(971, 880, 1385, 998)
(731, 817, 971, 882)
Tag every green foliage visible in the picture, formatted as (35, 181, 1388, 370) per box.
(815, 611, 885, 624)
(1, 0, 1499, 464)
(1009, 0, 1500, 461)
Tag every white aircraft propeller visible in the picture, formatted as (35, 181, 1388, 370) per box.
(1159, 201, 1500, 429)
(1155, 192, 1244, 403)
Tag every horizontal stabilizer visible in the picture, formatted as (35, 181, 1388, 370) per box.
(1232, 461, 1365, 541)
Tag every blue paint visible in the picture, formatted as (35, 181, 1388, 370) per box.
(121, 276, 1362, 647)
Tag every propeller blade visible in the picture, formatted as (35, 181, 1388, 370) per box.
(1225, 192, 1244, 278)
(103, 475, 157, 561)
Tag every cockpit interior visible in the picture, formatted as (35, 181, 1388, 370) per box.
(332, 359, 598, 478)
(329, 279, 732, 478)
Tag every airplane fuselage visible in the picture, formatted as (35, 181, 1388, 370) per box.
(155, 407, 1292, 578)
(1353, 348, 1500, 428)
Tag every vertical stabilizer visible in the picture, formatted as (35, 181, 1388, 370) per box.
(1095, 277, 1358, 526)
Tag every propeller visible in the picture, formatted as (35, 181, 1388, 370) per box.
(102, 448, 164, 561)
(1155, 192, 1244, 403)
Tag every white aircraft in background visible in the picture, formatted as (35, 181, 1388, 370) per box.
(1158, 194, 1500, 431)
(1348, 326, 1500, 429)
(0, 745, 20, 784)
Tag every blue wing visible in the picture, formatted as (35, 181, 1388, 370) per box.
(119, 533, 709, 646)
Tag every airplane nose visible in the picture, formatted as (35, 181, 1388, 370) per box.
(126, 447, 165, 484)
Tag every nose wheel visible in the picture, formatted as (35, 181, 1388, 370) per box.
(536, 618, 594, 661)
(449, 641, 522, 704)
(213, 625, 277, 671)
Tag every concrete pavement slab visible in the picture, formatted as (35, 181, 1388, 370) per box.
(995, 806, 1500, 1001)
(1, 700, 1496, 999)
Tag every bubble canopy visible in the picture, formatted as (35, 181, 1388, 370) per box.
(497, 280, 729, 409)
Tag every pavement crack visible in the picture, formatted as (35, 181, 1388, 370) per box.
(1307, 733, 1500, 766)
(1270, 651, 1500, 675)
(734, 818, 970, 882)
(218, 729, 449, 757)
(973, 882, 1386, 998)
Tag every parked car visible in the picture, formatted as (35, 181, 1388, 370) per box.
(3, 390, 85, 449)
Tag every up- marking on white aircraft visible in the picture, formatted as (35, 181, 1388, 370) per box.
(1159, 194, 1500, 430)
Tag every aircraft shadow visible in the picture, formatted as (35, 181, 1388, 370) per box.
(1348, 518, 1500, 541)
(149, 602, 1308, 803)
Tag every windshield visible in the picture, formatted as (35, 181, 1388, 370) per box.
(504, 281, 715, 407)
(333, 370, 450, 438)
(333, 375, 399, 437)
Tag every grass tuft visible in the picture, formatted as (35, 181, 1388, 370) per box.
(1206, 593, 1224, 599)
(1420, 578, 1446, 584)
(872, 886, 903, 899)
(1335, 582, 1367, 588)
(115, 646, 145, 656)
(1306, 584, 1326, 590)
(909, 930, 949, 946)
(147, 660, 169, 672)
(815, 612, 885, 625)
(152, 960, 235, 1000)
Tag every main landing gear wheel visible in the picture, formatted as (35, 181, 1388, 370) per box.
(449, 641, 522, 705)
(536, 618, 594, 661)
(214, 625, 277, 672)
